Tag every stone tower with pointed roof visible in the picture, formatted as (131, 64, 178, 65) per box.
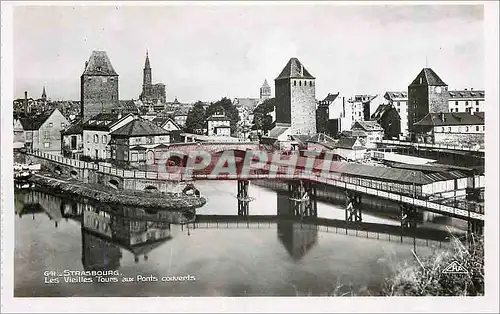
(139, 51, 166, 105)
(80, 51, 119, 120)
(260, 79, 271, 100)
(407, 68, 449, 135)
(275, 57, 316, 136)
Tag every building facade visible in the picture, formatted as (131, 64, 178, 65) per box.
(206, 110, 231, 136)
(139, 52, 167, 105)
(82, 113, 136, 160)
(371, 104, 401, 140)
(109, 118, 171, 165)
(384, 91, 408, 137)
(61, 119, 84, 159)
(80, 51, 120, 121)
(273, 57, 317, 136)
(20, 109, 69, 153)
(351, 120, 384, 149)
(407, 68, 449, 138)
(448, 89, 485, 113)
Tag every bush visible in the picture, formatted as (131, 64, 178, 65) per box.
(383, 234, 484, 296)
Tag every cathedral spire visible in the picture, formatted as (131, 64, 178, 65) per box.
(144, 50, 151, 69)
(42, 86, 47, 101)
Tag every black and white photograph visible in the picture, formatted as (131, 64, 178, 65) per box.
(1, 1, 499, 312)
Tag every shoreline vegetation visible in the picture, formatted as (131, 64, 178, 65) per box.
(25, 173, 207, 211)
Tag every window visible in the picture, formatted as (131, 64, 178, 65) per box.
(465, 101, 469, 106)
(476, 108, 479, 112)
(44, 131, 50, 139)
(294, 81, 296, 86)
(465, 126, 469, 132)
(455, 101, 458, 106)
(44, 142, 50, 148)
(476, 126, 480, 132)
(102, 135, 107, 143)
(450, 109, 453, 112)
(86, 134, 90, 143)
(147, 136, 154, 144)
(61, 122, 66, 128)
(47, 123, 53, 128)
(448, 127, 452, 132)
(476, 100, 479, 106)
(309, 81, 312, 87)
(299, 81, 302, 86)
(483, 126, 485, 131)
(94, 134, 98, 143)
(441, 127, 444, 132)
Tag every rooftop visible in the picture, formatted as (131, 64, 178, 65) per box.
(409, 68, 447, 86)
(111, 118, 171, 137)
(413, 112, 485, 127)
(448, 90, 485, 99)
(19, 109, 57, 130)
(276, 58, 315, 80)
(384, 91, 408, 100)
(335, 137, 364, 149)
(352, 120, 384, 131)
(82, 51, 118, 76)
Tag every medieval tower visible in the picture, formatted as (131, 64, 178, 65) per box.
(275, 57, 317, 136)
(80, 51, 119, 120)
(41, 86, 47, 102)
(260, 79, 271, 100)
(407, 68, 449, 136)
(139, 51, 166, 104)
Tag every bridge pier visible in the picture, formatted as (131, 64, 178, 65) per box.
(288, 180, 317, 218)
(345, 191, 362, 223)
(237, 180, 251, 216)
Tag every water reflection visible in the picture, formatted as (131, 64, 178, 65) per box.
(277, 191, 318, 260)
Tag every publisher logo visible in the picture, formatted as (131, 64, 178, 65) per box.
(442, 261, 468, 274)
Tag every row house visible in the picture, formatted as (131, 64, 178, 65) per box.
(334, 137, 367, 161)
(19, 108, 69, 153)
(82, 113, 136, 160)
(412, 112, 485, 147)
(109, 118, 171, 165)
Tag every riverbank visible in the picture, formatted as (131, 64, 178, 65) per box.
(26, 173, 207, 210)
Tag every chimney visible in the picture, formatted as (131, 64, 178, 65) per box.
(24, 91, 28, 115)
(85, 61, 88, 69)
(300, 64, 304, 76)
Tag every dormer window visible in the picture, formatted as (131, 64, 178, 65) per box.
(97, 66, 102, 71)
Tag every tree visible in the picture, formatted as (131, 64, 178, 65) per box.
(205, 97, 240, 135)
(252, 98, 275, 133)
(185, 101, 206, 134)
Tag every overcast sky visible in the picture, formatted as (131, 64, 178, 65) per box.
(14, 4, 484, 103)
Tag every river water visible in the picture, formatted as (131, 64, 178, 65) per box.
(14, 180, 463, 297)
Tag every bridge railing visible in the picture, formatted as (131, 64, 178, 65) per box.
(376, 140, 485, 152)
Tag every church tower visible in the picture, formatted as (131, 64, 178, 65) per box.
(275, 57, 316, 136)
(80, 51, 119, 120)
(260, 79, 271, 100)
(407, 68, 449, 136)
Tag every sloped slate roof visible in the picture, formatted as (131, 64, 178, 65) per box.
(335, 137, 364, 149)
(20, 109, 56, 130)
(82, 51, 118, 76)
(384, 91, 408, 100)
(111, 118, 171, 137)
(371, 104, 400, 121)
(268, 125, 290, 138)
(233, 98, 261, 108)
(276, 58, 315, 80)
(352, 120, 384, 131)
(207, 115, 230, 122)
(62, 118, 84, 135)
(322, 93, 339, 103)
(448, 90, 485, 99)
(410, 68, 447, 86)
(414, 112, 485, 127)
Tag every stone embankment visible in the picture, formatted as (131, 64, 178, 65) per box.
(28, 173, 207, 210)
